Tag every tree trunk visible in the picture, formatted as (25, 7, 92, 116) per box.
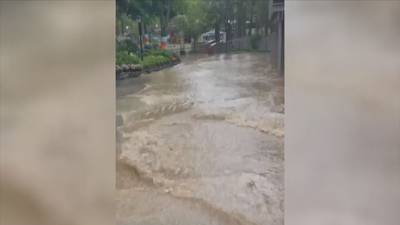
(264, 0, 271, 35)
(255, 19, 260, 34)
(265, 22, 269, 35)
(237, 0, 246, 38)
(118, 19, 123, 36)
(248, 0, 255, 36)
(224, 19, 229, 52)
(160, 0, 171, 37)
(166, 0, 171, 26)
(215, 22, 220, 43)
(193, 38, 197, 52)
(224, 0, 233, 51)
(160, 0, 167, 37)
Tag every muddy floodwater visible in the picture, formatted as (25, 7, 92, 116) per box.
(116, 53, 284, 225)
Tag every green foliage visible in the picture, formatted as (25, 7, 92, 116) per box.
(116, 51, 140, 66)
(145, 49, 174, 59)
(250, 34, 262, 49)
(117, 0, 273, 53)
(117, 39, 138, 54)
(116, 12, 139, 36)
(117, 47, 176, 69)
(169, 14, 189, 34)
(117, 0, 158, 24)
(184, 0, 209, 39)
(141, 55, 170, 69)
(117, 0, 185, 37)
(117, 0, 272, 41)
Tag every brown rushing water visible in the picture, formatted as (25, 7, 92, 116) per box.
(116, 53, 284, 225)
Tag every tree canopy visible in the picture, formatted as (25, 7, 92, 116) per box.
(116, 0, 273, 51)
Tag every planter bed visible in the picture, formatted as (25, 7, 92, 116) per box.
(116, 64, 142, 80)
(116, 59, 180, 80)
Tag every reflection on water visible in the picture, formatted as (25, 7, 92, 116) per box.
(117, 53, 284, 225)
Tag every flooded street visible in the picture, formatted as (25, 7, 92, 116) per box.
(116, 53, 284, 225)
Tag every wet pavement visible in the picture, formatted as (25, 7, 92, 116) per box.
(116, 53, 284, 225)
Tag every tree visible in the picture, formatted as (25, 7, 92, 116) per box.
(254, 0, 271, 35)
(223, 0, 234, 45)
(182, 0, 209, 50)
(235, 0, 247, 38)
(203, 0, 224, 43)
(116, 0, 128, 36)
(116, 0, 272, 53)
(247, 0, 255, 35)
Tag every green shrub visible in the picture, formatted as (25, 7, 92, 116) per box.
(117, 47, 176, 69)
(117, 39, 138, 54)
(250, 34, 262, 50)
(116, 51, 140, 65)
(145, 49, 174, 59)
(141, 55, 155, 69)
(141, 55, 170, 69)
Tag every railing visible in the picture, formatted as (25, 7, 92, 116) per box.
(229, 36, 270, 52)
(164, 35, 272, 55)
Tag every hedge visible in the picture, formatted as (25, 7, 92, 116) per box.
(141, 55, 170, 69)
(116, 51, 140, 66)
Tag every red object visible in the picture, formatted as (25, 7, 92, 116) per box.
(160, 36, 168, 49)
(160, 42, 167, 49)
